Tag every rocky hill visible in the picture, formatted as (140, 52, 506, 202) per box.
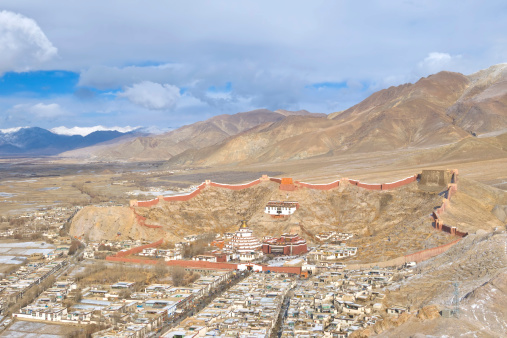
(70, 175, 505, 261)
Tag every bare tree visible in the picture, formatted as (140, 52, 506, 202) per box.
(170, 266, 186, 286)
(154, 260, 168, 277)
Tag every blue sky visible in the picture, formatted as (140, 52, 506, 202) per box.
(0, 1, 507, 133)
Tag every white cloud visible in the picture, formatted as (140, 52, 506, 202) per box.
(10, 103, 66, 119)
(50, 125, 139, 136)
(417, 52, 462, 75)
(117, 81, 180, 110)
(0, 126, 27, 134)
(0, 10, 57, 75)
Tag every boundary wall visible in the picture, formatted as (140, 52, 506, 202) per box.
(346, 238, 462, 269)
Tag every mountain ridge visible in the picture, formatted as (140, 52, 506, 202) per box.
(0, 127, 136, 156)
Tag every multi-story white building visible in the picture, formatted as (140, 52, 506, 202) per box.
(264, 201, 299, 216)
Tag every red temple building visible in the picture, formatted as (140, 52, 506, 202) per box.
(262, 233, 308, 255)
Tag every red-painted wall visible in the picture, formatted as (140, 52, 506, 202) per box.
(138, 199, 160, 207)
(110, 239, 164, 258)
(209, 180, 261, 190)
(296, 180, 340, 190)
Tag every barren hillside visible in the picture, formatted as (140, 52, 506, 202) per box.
(372, 230, 507, 337)
(70, 177, 505, 262)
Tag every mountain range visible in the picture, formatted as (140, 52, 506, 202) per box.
(164, 64, 507, 166)
(0, 127, 138, 156)
(4, 63, 507, 163)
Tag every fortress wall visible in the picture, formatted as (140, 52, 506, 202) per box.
(357, 182, 382, 190)
(429, 174, 468, 238)
(455, 230, 468, 237)
(381, 175, 418, 190)
(163, 183, 206, 202)
(134, 172, 421, 206)
(209, 179, 261, 190)
(296, 180, 340, 190)
(131, 207, 163, 229)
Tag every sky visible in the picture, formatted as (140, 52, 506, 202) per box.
(1, 1, 507, 133)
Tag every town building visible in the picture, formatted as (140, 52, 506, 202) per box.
(308, 244, 358, 262)
(262, 233, 308, 255)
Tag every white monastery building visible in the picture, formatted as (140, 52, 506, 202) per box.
(226, 221, 263, 261)
(264, 201, 299, 217)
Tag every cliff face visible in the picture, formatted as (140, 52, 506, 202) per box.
(70, 206, 165, 241)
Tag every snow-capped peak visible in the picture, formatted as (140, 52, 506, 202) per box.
(50, 125, 140, 136)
